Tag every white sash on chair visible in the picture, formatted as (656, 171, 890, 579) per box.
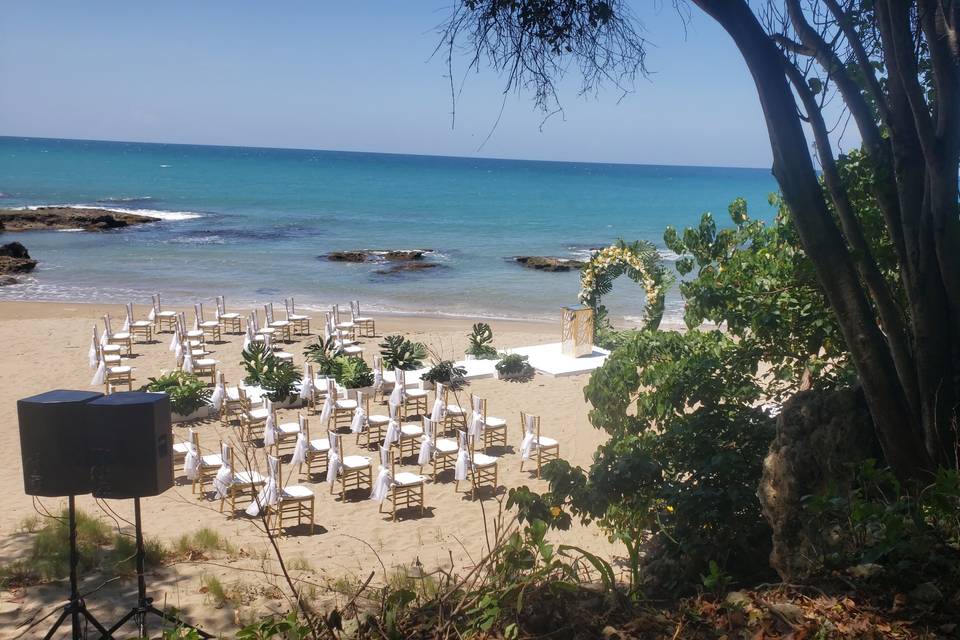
(418, 418, 435, 466)
(290, 432, 308, 466)
(326, 433, 341, 485)
(370, 447, 392, 503)
(213, 443, 233, 499)
(90, 360, 106, 386)
(520, 414, 538, 460)
(246, 457, 279, 517)
(454, 431, 470, 481)
(350, 405, 367, 434)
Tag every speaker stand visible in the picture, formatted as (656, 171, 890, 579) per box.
(106, 498, 213, 639)
(43, 496, 113, 640)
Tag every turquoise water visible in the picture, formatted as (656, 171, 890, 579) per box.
(0, 136, 778, 323)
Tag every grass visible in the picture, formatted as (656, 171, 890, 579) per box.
(287, 557, 312, 572)
(173, 527, 236, 558)
(202, 575, 230, 607)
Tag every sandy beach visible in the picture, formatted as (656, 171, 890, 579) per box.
(0, 300, 616, 637)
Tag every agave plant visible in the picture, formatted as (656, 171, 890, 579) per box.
(466, 322, 498, 359)
(378, 335, 428, 371)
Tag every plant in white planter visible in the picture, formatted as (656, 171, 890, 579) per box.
(421, 359, 468, 391)
(379, 334, 427, 370)
(142, 371, 212, 421)
(332, 356, 375, 397)
(241, 342, 303, 405)
(495, 353, 534, 382)
(465, 323, 498, 360)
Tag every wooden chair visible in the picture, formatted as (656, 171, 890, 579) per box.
(264, 303, 292, 343)
(329, 431, 371, 500)
(194, 303, 222, 343)
(470, 394, 508, 453)
(151, 293, 178, 333)
(249, 310, 276, 342)
(376, 448, 426, 521)
(187, 429, 223, 497)
(217, 442, 266, 515)
(304, 365, 332, 413)
(216, 295, 243, 334)
(273, 413, 305, 458)
(419, 417, 458, 480)
(92, 356, 133, 393)
(284, 298, 311, 335)
(394, 369, 428, 419)
(519, 412, 560, 478)
(215, 372, 243, 426)
(103, 314, 133, 356)
(300, 418, 330, 480)
(397, 416, 424, 460)
(332, 304, 356, 341)
(350, 300, 375, 337)
(455, 430, 499, 499)
(125, 303, 153, 342)
(239, 389, 269, 444)
(91, 325, 122, 366)
(363, 392, 390, 447)
(266, 455, 315, 536)
(332, 383, 358, 431)
(442, 385, 468, 436)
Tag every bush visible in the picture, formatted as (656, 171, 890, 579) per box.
(466, 323, 499, 359)
(241, 342, 302, 402)
(333, 356, 375, 389)
(379, 335, 427, 370)
(303, 335, 343, 376)
(142, 371, 212, 416)
(495, 354, 534, 381)
(421, 359, 468, 390)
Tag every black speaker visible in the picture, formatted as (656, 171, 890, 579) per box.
(85, 392, 174, 499)
(17, 389, 104, 496)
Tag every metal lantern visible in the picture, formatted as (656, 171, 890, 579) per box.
(561, 305, 594, 357)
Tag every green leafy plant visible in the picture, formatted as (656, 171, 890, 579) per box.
(237, 611, 312, 640)
(241, 342, 302, 402)
(333, 356, 375, 389)
(466, 322, 499, 359)
(421, 359, 468, 390)
(495, 353, 534, 381)
(142, 371, 212, 416)
(303, 335, 343, 376)
(379, 334, 427, 370)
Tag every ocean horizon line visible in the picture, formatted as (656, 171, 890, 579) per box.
(0, 134, 775, 173)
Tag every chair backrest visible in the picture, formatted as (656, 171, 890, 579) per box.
(126, 302, 135, 322)
(250, 311, 260, 331)
(521, 411, 539, 438)
(351, 300, 360, 315)
(264, 303, 275, 323)
(329, 431, 342, 457)
(152, 293, 162, 313)
(301, 416, 311, 441)
(221, 441, 232, 468)
(422, 416, 435, 439)
(457, 430, 471, 457)
(190, 428, 200, 450)
(471, 394, 487, 420)
(103, 314, 113, 335)
(267, 454, 280, 486)
(217, 295, 226, 315)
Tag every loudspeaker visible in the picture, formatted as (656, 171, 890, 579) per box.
(85, 392, 174, 499)
(17, 389, 104, 496)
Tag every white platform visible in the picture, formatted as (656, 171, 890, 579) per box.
(385, 357, 498, 387)
(505, 342, 610, 377)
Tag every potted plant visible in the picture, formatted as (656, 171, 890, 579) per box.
(241, 342, 303, 407)
(420, 359, 468, 391)
(379, 334, 427, 370)
(332, 356, 375, 398)
(303, 335, 343, 376)
(465, 323, 498, 360)
(495, 353, 535, 382)
(142, 371, 212, 422)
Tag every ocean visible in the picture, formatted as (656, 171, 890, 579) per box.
(0, 136, 778, 324)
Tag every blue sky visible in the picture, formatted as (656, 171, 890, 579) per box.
(1, 2, 785, 168)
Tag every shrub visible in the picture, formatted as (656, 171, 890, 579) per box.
(303, 335, 343, 376)
(142, 371, 212, 416)
(333, 356, 375, 389)
(241, 342, 302, 402)
(379, 335, 427, 370)
(495, 354, 534, 381)
(466, 323, 499, 359)
(421, 359, 468, 390)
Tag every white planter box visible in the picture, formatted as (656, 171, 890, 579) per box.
(172, 405, 212, 423)
(344, 385, 376, 400)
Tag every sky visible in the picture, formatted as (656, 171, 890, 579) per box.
(1, 2, 790, 168)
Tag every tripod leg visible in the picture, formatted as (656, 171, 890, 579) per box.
(42, 609, 70, 640)
(145, 605, 214, 638)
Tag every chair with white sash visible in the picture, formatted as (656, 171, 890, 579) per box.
(392, 369, 427, 420)
(215, 442, 265, 515)
(302, 364, 332, 413)
(271, 413, 305, 458)
(293, 416, 329, 480)
(103, 314, 133, 356)
(327, 431, 371, 500)
(249, 310, 276, 342)
(212, 372, 242, 426)
(177, 311, 206, 347)
(331, 383, 358, 431)
(325, 312, 362, 357)
(397, 413, 424, 460)
(454, 430, 499, 499)
(264, 303, 292, 343)
(363, 392, 391, 447)
(239, 389, 269, 444)
(519, 412, 559, 478)
(90, 353, 133, 392)
(89, 325, 122, 369)
(442, 384, 467, 436)
(469, 394, 507, 453)
(215, 295, 243, 334)
(418, 416, 458, 480)
(371, 447, 426, 521)
(194, 303, 222, 343)
(332, 304, 356, 340)
(125, 303, 153, 343)
(150, 293, 178, 333)
(266, 455, 315, 536)
(284, 298, 311, 335)
(350, 300, 375, 337)
(183, 429, 223, 497)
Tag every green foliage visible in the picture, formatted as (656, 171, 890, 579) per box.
(173, 528, 236, 558)
(664, 196, 853, 397)
(466, 322, 499, 359)
(495, 353, 534, 380)
(700, 560, 733, 595)
(421, 359, 468, 390)
(333, 356, 375, 389)
(142, 371, 212, 416)
(804, 461, 960, 583)
(241, 342, 303, 402)
(379, 335, 428, 370)
(302, 335, 343, 376)
(237, 611, 312, 640)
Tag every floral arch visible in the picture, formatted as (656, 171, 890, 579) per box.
(579, 239, 670, 332)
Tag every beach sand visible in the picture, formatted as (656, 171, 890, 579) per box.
(0, 301, 617, 636)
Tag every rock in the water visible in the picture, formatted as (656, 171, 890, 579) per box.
(758, 387, 877, 580)
(0, 275, 19, 286)
(0, 242, 37, 273)
(384, 250, 426, 261)
(325, 249, 432, 263)
(513, 256, 585, 272)
(374, 262, 441, 275)
(326, 251, 370, 262)
(0, 207, 157, 231)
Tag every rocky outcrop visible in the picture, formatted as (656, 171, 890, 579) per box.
(758, 387, 877, 580)
(0, 242, 37, 274)
(513, 256, 586, 272)
(0, 207, 158, 231)
(325, 249, 432, 263)
(374, 262, 442, 275)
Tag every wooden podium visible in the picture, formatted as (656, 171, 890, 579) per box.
(561, 305, 594, 358)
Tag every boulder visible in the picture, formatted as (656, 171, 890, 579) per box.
(758, 387, 877, 580)
(0, 242, 37, 273)
(374, 262, 442, 275)
(0, 207, 157, 231)
(0, 241, 31, 259)
(326, 251, 370, 263)
(325, 249, 432, 263)
(513, 256, 586, 272)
